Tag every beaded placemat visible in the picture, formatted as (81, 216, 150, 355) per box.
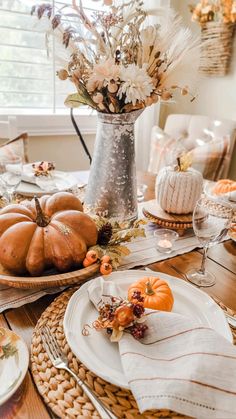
(31, 288, 236, 419)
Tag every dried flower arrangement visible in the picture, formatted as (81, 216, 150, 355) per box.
(190, 0, 236, 24)
(82, 291, 148, 342)
(190, 1, 236, 75)
(31, 0, 198, 114)
(32, 161, 56, 177)
(0, 328, 18, 360)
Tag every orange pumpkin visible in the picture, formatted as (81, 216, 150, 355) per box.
(128, 276, 174, 311)
(0, 192, 98, 276)
(213, 179, 236, 195)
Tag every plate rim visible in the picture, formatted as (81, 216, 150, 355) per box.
(0, 329, 29, 406)
(17, 171, 78, 197)
(64, 269, 232, 389)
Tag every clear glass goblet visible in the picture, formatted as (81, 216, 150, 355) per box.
(187, 197, 233, 287)
(0, 157, 23, 203)
(137, 183, 147, 202)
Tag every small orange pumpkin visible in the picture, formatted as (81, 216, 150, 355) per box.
(115, 305, 134, 327)
(128, 276, 174, 311)
(213, 179, 236, 196)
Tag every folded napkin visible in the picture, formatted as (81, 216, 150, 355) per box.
(88, 278, 236, 419)
(22, 164, 76, 192)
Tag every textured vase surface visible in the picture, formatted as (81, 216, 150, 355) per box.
(84, 110, 142, 220)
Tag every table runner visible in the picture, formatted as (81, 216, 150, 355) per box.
(0, 200, 227, 313)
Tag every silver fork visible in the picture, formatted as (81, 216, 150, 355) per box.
(40, 326, 117, 419)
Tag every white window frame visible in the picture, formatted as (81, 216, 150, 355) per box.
(0, 0, 168, 137)
(0, 108, 97, 136)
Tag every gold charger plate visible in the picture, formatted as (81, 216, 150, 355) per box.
(143, 200, 193, 234)
(0, 262, 100, 289)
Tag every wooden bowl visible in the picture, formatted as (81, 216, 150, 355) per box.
(0, 263, 100, 289)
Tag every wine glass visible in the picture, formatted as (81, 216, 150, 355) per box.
(0, 157, 22, 203)
(187, 197, 233, 287)
(137, 183, 147, 202)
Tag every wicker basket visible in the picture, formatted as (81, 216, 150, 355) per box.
(200, 21, 235, 76)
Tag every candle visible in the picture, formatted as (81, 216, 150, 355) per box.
(154, 229, 179, 254)
(158, 239, 172, 249)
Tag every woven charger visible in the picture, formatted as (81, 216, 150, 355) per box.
(31, 287, 236, 419)
(31, 288, 187, 418)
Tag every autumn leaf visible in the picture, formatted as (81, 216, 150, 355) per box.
(65, 92, 97, 109)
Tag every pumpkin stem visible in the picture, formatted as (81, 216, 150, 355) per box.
(34, 196, 50, 227)
(177, 157, 182, 171)
(145, 281, 155, 296)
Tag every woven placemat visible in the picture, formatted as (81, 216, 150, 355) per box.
(31, 288, 236, 419)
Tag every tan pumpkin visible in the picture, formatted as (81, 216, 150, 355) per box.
(128, 276, 174, 311)
(0, 192, 98, 276)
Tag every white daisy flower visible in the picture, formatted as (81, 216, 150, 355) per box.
(118, 64, 154, 106)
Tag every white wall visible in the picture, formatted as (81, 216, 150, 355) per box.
(170, 0, 236, 120)
(165, 0, 236, 179)
(27, 134, 94, 171)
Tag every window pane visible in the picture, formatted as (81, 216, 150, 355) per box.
(0, 0, 104, 112)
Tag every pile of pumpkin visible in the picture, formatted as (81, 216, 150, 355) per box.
(0, 192, 112, 277)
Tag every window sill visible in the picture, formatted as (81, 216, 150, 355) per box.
(0, 109, 97, 137)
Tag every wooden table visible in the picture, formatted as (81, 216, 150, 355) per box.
(1, 172, 236, 419)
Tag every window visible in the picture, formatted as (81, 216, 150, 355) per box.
(0, 0, 103, 113)
(0, 0, 161, 135)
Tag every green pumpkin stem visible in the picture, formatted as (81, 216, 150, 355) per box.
(34, 196, 50, 227)
(145, 281, 155, 296)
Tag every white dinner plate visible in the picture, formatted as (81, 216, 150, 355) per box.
(64, 270, 232, 389)
(0, 327, 29, 405)
(17, 172, 79, 197)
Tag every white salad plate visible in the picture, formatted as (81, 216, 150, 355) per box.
(0, 327, 29, 405)
(64, 270, 232, 389)
(17, 164, 80, 197)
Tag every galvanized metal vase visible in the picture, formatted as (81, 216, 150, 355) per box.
(84, 109, 143, 221)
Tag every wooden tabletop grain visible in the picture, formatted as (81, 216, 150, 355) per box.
(0, 171, 236, 419)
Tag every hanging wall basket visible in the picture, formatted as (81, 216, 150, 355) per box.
(199, 21, 235, 76)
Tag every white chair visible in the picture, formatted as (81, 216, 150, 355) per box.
(0, 116, 29, 163)
(0, 116, 18, 140)
(148, 114, 236, 180)
(164, 114, 236, 179)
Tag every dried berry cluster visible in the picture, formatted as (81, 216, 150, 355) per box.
(86, 292, 148, 342)
(32, 161, 55, 177)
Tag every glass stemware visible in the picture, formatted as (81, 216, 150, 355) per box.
(137, 183, 147, 203)
(0, 157, 22, 203)
(187, 197, 233, 287)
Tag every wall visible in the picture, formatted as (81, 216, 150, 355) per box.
(164, 0, 236, 179)
(27, 133, 95, 171)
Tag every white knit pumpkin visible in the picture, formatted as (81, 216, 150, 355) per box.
(156, 166, 203, 214)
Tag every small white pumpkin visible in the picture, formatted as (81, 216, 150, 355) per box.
(156, 162, 203, 214)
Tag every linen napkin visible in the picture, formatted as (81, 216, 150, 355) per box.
(88, 278, 236, 419)
(21, 163, 76, 192)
